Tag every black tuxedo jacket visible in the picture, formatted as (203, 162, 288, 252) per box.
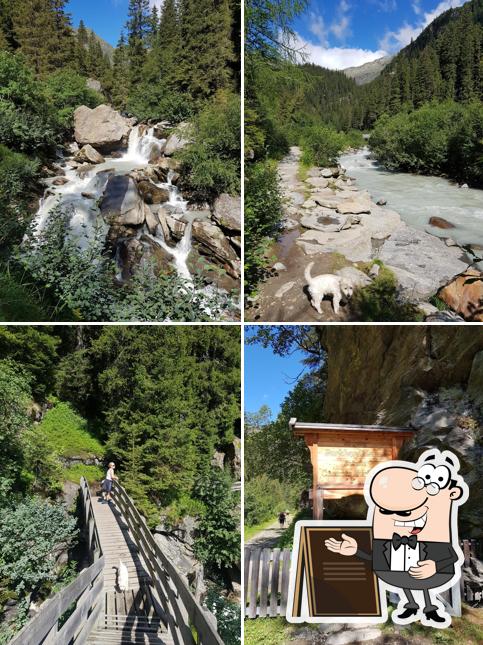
(356, 539, 458, 574)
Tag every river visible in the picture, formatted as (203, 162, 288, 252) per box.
(339, 148, 483, 251)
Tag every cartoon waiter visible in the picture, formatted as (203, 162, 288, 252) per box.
(325, 449, 468, 628)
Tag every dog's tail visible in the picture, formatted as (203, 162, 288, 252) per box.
(304, 262, 314, 284)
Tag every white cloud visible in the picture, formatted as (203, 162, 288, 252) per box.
(370, 0, 398, 11)
(309, 11, 329, 47)
(293, 33, 388, 70)
(330, 0, 352, 42)
(380, 0, 465, 52)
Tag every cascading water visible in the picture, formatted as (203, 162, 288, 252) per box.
(31, 125, 195, 283)
(339, 147, 483, 249)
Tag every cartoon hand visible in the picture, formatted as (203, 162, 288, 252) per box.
(325, 533, 358, 556)
(408, 560, 437, 579)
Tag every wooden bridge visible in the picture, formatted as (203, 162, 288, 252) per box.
(11, 479, 223, 645)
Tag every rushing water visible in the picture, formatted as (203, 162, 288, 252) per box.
(34, 126, 193, 280)
(339, 148, 483, 249)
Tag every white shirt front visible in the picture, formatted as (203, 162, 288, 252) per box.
(106, 468, 114, 481)
(390, 542, 420, 571)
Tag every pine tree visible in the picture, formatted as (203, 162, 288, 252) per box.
(148, 0, 179, 86)
(12, 0, 74, 76)
(111, 31, 131, 110)
(126, 0, 151, 87)
(147, 5, 159, 49)
(76, 19, 89, 75)
(177, 0, 235, 100)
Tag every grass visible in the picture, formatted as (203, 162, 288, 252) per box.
(244, 518, 277, 542)
(63, 463, 104, 484)
(38, 402, 105, 459)
(244, 617, 292, 645)
(0, 269, 49, 321)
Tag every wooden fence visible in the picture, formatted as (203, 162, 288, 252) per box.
(10, 481, 105, 645)
(245, 540, 482, 619)
(112, 480, 224, 645)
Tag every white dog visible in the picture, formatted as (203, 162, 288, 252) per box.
(304, 262, 354, 315)
(118, 560, 129, 591)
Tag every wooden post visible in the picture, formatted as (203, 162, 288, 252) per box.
(314, 486, 324, 520)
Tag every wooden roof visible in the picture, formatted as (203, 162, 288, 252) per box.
(289, 418, 415, 437)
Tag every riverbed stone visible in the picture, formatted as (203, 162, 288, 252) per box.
(137, 180, 170, 204)
(321, 168, 334, 178)
(275, 282, 296, 298)
(300, 211, 344, 232)
(306, 176, 329, 189)
(429, 216, 456, 229)
(74, 104, 131, 152)
(336, 267, 372, 288)
(74, 144, 105, 164)
(192, 221, 240, 278)
(164, 122, 192, 156)
(437, 269, 483, 322)
(379, 225, 470, 301)
(100, 175, 145, 226)
(212, 194, 241, 233)
(337, 197, 372, 215)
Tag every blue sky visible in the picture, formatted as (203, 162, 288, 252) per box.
(244, 328, 307, 419)
(66, 0, 162, 46)
(292, 0, 467, 69)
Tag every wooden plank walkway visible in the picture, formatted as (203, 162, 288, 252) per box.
(87, 491, 173, 645)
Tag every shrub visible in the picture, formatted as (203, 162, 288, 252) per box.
(301, 124, 349, 167)
(244, 474, 297, 526)
(43, 70, 103, 131)
(204, 585, 240, 645)
(127, 82, 193, 123)
(370, 101, 483, 187)
(178, 91, 241, 201)
(0, 268, 51, 322)
(0, 145, 40, 247)
(351, 265, 421, 322)
(0, 497, 77, 595)
(0, 51, 58, 153)
(193, 468, 240, 570)
(244, 160, 283, 294)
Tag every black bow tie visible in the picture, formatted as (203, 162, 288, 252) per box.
(392, 533, 418, 550)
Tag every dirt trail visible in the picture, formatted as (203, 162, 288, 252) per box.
(245, 516, 293, 550)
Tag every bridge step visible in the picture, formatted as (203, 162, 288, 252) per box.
(86, 632, 172, 644)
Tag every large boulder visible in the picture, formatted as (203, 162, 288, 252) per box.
(137, 180, 170, 204)
(379, 226, 469, 301)
(74, 144, 105, 165)
(164, 122, 192, 156)
(74, 104, 131, 153)
(192, 221, 240, 279)
(212, 194, 241, 233)
(100, 175, 146, 226)
(438, 269, 483, 322)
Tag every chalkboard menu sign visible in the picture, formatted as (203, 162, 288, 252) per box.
(286, 521, 386, 623)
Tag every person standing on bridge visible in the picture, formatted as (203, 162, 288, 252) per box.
(102, 462, 118, 503)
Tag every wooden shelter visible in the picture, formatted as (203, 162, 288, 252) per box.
(290, 419, 415, 519)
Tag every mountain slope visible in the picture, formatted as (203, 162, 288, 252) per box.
(344, 55, 393, 85)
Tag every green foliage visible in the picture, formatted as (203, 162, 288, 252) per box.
(127, 83, 192, 123)
(21, 427, 63, 497)
(244, 160, 283, 294)
(0, 51, 59, 153)
(352, 265, 421, 322)
(193, 468, 240, 570)
(204, 585, 240, 645)
(244, 474, 297, 526)
(43, 69, 103, 130)
(370, 101, 483, 186)
(0, 360, 31, 503)
(0, 144, 39, 247)
(178, 91, 241, 201)
(0, 497, 77, 595)
(37, 402, 105, 459)
(63, 464, 104, 485)
(0, 325, 60, 397)
(300, 125, 352, 167)
(19, 206, 235, 322)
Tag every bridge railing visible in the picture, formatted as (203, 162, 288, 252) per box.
(10, 480, 105, 645)
(112, 480, 224, 645)
(80, 476, 103, 563)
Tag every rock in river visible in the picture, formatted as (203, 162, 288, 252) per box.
(164, 122, 192, 156)
(100, 175, 146, 226)
(429, 216, 456, 230)
(137, 180, 170, 204)
(74, 144, 105, 165)
(74, 104, 131, 153)
(438, 269, 483, 322)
